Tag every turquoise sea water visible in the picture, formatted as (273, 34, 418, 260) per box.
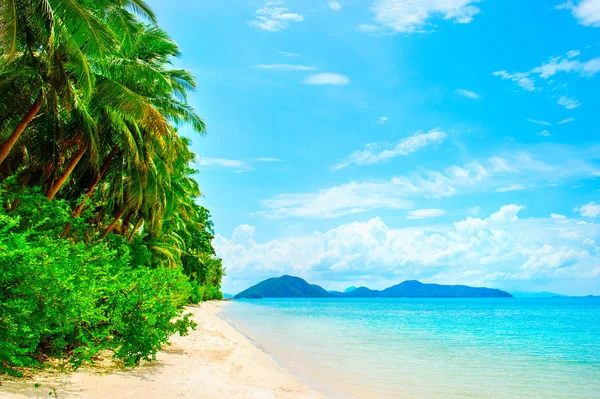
(221, 298, 600, 399)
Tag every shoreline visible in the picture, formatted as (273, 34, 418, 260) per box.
(0, 302, 326, 399)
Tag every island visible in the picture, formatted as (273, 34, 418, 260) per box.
(235, 275, 513, 299)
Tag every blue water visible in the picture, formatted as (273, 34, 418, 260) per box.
(221, 298, 600, 399)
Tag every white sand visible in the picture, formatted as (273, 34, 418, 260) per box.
(0, 302, 325, 399)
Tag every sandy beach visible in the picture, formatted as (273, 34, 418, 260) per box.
(0, 302, 325, 399)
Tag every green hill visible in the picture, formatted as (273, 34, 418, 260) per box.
(235, 275, 331, 299)
(381, 280, 512, 298)
(235, 276, 513, 299)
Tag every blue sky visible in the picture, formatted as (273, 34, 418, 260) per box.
(148, 0, 600, 295)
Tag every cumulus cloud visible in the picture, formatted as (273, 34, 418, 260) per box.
(248, 1, 304, 32)
(576, 201, 600, 217)
(366, 0, 482, 34)
(455, 89, 482, 99)
(254, 64, 315, 71)
(333, 129, 447, 170)
(305, 73, 350, 85)
(538, 130, 551, 137)
(217, 206, 600, 294)
(557, 0, 600, 27)
(329, 1, 342, 11)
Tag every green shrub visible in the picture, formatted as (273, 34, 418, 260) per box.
(0, 200, 195, 375)
(189, 281, 224, 304)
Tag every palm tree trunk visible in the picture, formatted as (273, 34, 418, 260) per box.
(101, 207, 127, 239)
(8, 174, 31, 213)
(61, 146, 117, 238)
(121, 211, 132, 236)
(0, 94, 42, 166)
(46, 143, 86, 200)
(128, 218, 143, 242)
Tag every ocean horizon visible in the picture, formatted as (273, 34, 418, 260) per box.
(221, 297, 600, 399)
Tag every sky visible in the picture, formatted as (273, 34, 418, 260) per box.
(147, 0, 600, 296)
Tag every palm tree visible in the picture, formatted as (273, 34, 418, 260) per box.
(0, 0, 117, 166)
(1, 1, 216, 275)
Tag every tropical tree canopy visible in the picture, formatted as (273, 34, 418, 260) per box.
(0, 0, 224, 375)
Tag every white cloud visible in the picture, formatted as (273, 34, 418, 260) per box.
(231, 224, 256, 244)
(376, 116, 389, 124)
(494, 50, 597, 109)
(468, 206, 481, 216)
(248, 2, 304, 32)
(493, 70, 537, 92)
(357, 24, 381, 32)
(407, 209, 447, 219)
(496, 184, 527, 192)
(557, 0, 600, 27)
(488, 204, 525, 222)
(259, 181, 414, 219)
(278, 51, 299, 57)
(558, 118, 576, 124)
(197, 156, 283, 172)
(538, 130, 551, 137)
(217, 206, 600, 294)
(367, 0, 482, 34)
(329, 1, 342, 11)
(526, 119, 551, 126)
(333, 129, 447, 170)
(532, 55, 600, 79)
(305, 73, 350, 85)
(254, 64, 315, 71)
(258, 146, 600, 219)
(197, 157, 253, 172)
(455, 89, 482, 99)
(522, 245, 588, 271)
(551, 213, 567, 219)
(558, 96, 581, 109)
(251, 157, 284, 162)
(576, 201, 600, 217)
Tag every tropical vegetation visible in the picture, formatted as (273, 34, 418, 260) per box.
(0, 0, 223, 375)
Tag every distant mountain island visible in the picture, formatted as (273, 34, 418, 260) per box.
(235, 275, 513, 299)
(235, 276, 331, 299)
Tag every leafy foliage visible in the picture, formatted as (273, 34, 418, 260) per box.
(0, 192, 194, 374)
(0, 0, 224, 375)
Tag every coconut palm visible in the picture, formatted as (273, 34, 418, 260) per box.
(1, 0, 216, 279)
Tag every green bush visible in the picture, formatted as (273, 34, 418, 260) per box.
(0, 198, 196, 375)
(189, 281, 224, 304)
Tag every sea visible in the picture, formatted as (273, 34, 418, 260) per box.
(220, 297, 600, 399)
